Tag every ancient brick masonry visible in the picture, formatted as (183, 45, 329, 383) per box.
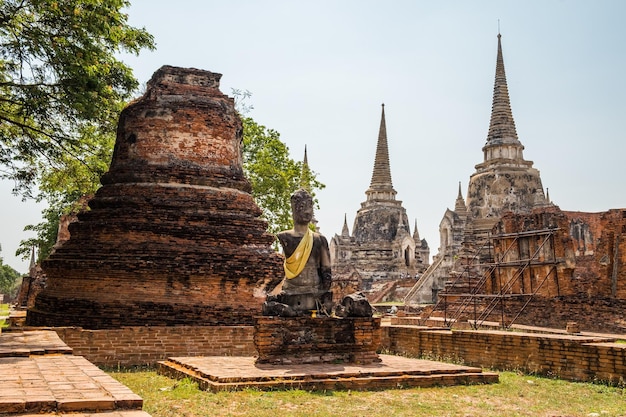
(255, 316, 382, 365)
(331, 105, 429, 302)
(27, 66, 283, 329)
(488, 207, 626, 333)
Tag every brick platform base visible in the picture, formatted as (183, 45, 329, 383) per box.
(254, 316, 381, 364)
(158, 355, 498, 392)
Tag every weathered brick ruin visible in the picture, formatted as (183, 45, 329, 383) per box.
(27, 66, 283, 329)
(331, 105, 429, 302)
(480, 207, 626, 332)
(15, 249, 45, 309)
(16, 201, 86, 310)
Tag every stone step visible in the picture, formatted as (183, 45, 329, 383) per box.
(0, 329, 73, 357)
(157, 355, 498, 392)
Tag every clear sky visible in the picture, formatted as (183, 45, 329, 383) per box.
(1, 0, 625, 273)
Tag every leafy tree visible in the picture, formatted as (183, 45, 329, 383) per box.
(0, 0, 153, 261)
(17, 124, 114, 260)
(0, 0, 155, 196)
(241, 116, 324, 237)
(0, 250, 22, 298)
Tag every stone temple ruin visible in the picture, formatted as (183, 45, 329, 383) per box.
(27, 66, 283, 329)
(403, 34, 626, 334)
(330, 105, 430, 303)
(405, 33, 550, 307)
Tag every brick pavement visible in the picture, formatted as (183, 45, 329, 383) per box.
(158, 354, 499, 392)
(0, 330, 147, 416)
(0, 330, 72, 357)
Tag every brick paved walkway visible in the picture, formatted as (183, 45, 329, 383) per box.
(0, 330, 149, 416)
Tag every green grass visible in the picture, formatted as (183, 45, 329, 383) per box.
(109, 368, 626, 417)
(0, 304, 8, 328)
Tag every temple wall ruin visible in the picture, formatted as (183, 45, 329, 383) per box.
(48, 324, 626, 385)
(493, 207, 626, 303)
(563, 209, 626, 299)
(54, 326, 255, 367)
(381, 326, 626, 385)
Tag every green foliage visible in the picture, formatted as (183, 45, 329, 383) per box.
(18, 203, 63, 262)
(0, 0, 152, 261)
(0, 0, 155, 196)
(0, 256, 22, 297)
(241, 116, 324, 237)
(17, 124, 115, 261)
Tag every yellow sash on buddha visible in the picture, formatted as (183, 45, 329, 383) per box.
(284, 228, 313, 279)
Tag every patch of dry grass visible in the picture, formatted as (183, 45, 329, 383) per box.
(110, 368, 626, 417)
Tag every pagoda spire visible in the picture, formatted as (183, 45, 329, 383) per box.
(486, 33, 519, 145)
(370, 104, 393, 188)
(413, 219, 421, 241)
(300, 145, 312, 191)
(478, 33, 528, 168)
(341, 213, 350, 237)
(467, 33, 547, 218)
(29, 246, 37, 275)
(454, 182, 468, 215)
(365, 104, 397, 203)
(299, 145, 318, 229)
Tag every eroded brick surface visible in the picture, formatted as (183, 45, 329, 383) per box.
(27, 66, 283, 329)
(486, 207, 626, 333)
(255, 316, 381, 365)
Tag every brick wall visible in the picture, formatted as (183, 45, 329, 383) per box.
(51, 324, 626, 385)
(382, 326, 626, 384)
(488, 296, 626, 334)
(54, 326, 255, 367)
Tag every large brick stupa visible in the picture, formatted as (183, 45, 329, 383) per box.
(27, 66, 283, 329)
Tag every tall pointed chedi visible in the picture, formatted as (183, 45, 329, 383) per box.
(352, 104, 403, 242)
(466, 33, 548, 221)
(330, 105, 429, 300)
(404, 34, 626, 331)
(300, 145, 320, 230)
(300, 145, 312, 191)
(454, 182, 468, 216)
(364, 104, 396, 202)
(405, 34, 549, 305)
